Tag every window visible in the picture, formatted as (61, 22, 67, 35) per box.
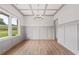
(12, 17, 18, 36)
(0, 12, 19, 38)
(0, 14, 8, 38)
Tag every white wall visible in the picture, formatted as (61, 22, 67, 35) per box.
(23, 16, 54, 40)
(57, 25, 65, 45)
(0, 4, 24, 54)
(23, 16, 54, 26)
(57, 23, 77, 53)
(54, 4, 79, 54)
(65, 23, 77, 50)
(0, 36, 23, 54)
(77, 24, 79, 51)
(25, 26, 54, 39)
(54, 4, 79, 24)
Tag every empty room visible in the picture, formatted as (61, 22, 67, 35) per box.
(0, 4, 79, 55)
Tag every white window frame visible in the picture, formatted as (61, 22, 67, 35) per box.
(11, 16, 20, 37)
(0, 11, 20, 39)
(17, 18, 21, 36)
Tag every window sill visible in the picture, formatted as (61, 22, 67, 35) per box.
(12, 34, 20, 37)
(0, 36, 10, 41)
(0, 35, 20, 41)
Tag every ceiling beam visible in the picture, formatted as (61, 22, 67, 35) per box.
(53, 4, 65, 16)
(0, 12, 9, 17)
(43, 4, 48, 16)
(29, 4, 34, 16)
(19, 9, 57, 11)
(11, 4, 24, 15)
(23, 14, 54, 16)
(12, 4, 64, 17)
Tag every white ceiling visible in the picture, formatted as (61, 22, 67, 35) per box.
(13, 4, 63, 16)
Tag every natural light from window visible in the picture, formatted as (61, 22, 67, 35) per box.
(0, 14, 8, 38)
(12, 17, 18, 36)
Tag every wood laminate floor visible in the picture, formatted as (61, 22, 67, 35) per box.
(4, 40, 74, 55)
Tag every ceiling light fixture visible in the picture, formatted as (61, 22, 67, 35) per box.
(33, 15, 44, 19)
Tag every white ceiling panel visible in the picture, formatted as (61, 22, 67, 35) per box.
(14, 4, 30, 9)
(31, 4, 45, 9)
(13, 4, 63, 16)
(47, 4, 62, 9)
(33, 10, 44, 15)
(45, 10, 56, 15)
(21, 10, 32, 15)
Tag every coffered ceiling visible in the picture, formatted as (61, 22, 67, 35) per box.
(13, 4, 64, 16)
